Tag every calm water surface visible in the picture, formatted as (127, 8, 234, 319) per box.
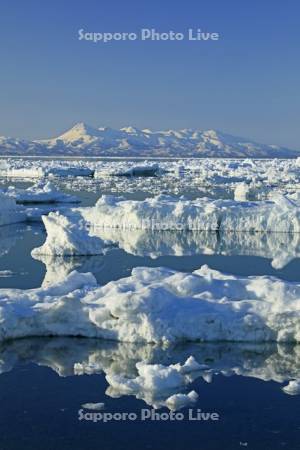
(0, 184, 299, 450)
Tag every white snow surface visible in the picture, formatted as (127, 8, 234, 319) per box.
(0, 266, 300, 344)
(32, 195, 300, 253)
(1, 158, 300, 201)
(80, 193, 300, 233)
(234, 182, 250, 201)
(5, 181, 80, 204)
(282, 380, 300, 395)
(0, 191, 26, 226)
(31, 212, 108, 256)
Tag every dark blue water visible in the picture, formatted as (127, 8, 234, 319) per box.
(0, 186, 300, 449)
(0, 338, 299, 450)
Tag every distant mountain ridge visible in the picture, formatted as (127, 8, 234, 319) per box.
(0, 123, 299, 158)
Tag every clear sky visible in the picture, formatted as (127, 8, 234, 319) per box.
(0, 0, 299, 149)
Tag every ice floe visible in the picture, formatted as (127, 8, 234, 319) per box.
(0, 266, 300, 343)
(5, 181, 80, 204)
(112, 163, 165, 177)
(234, 182, 250, 201)
(81, 402, 105, 410)
(0, 191, 26, 226)
(31, 211, 108, 256)
(80, 194, 300, 233)
(282, 380, 300, 395)
(30, 194, 300, 259)
(0, 159, 93, 179)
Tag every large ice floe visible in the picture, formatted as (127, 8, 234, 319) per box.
(0, 265, 300, 343)
(0, 160, 93, 178)
(32, 193, 300, 258)
(81, 193, 300, 233)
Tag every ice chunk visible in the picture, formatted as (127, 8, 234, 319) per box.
(81, 194, 300, 233)
(0, 266, 300, 343)
(282, 380, 300, 395)
(0, 167, 46, 178)
(234, 182, 250, 201)
(6, 181, 80, 204)
(83, 195, 220, 231)
(0, 191, 26, 227)
(31, 211, 107, 256)
(114, 164, 165, 177)
(81, 402, 105, 410)
(165, 391, 198, 410)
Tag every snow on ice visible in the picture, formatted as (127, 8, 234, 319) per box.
(32, 193, 300, 260)
(0, 191, 26, 226)
(5, 181, 80, 204)
(0, 266, 300, 344)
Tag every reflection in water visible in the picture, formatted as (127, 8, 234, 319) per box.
(0, 224, 25, 258)
(32, 229, 300, 285)
(0, 338, 299, 410)
(91, 228, 300, 269)
(36, 255, 105, 287)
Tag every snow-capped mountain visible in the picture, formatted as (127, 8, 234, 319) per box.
(0, 123, 298, 158)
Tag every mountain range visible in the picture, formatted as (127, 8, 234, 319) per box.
(0, 123, 298, 158)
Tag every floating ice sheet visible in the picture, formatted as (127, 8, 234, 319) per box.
(0, 266, 300, 344)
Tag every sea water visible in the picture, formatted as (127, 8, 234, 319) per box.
(0, 173, 300, 449)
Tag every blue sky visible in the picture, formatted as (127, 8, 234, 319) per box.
(0, 0, 299, 149)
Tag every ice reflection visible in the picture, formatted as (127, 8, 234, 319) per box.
(1, 338, 299, 410)
(91, 228, 300, 269)
(0, 224, 24, 258)
(32, 229, 300, 286)
(36, 255, 105, 287)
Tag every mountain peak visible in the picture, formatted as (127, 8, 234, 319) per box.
(202, 129, 220, 138)
(120, 126, 140, 134)
(67, 122, 98, 134)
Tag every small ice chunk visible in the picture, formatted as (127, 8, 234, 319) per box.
(282, 379, 300, 395)
(165, 390, 198, 410)
(234, 183, 250, 201)
(81, 402, 105, 410)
